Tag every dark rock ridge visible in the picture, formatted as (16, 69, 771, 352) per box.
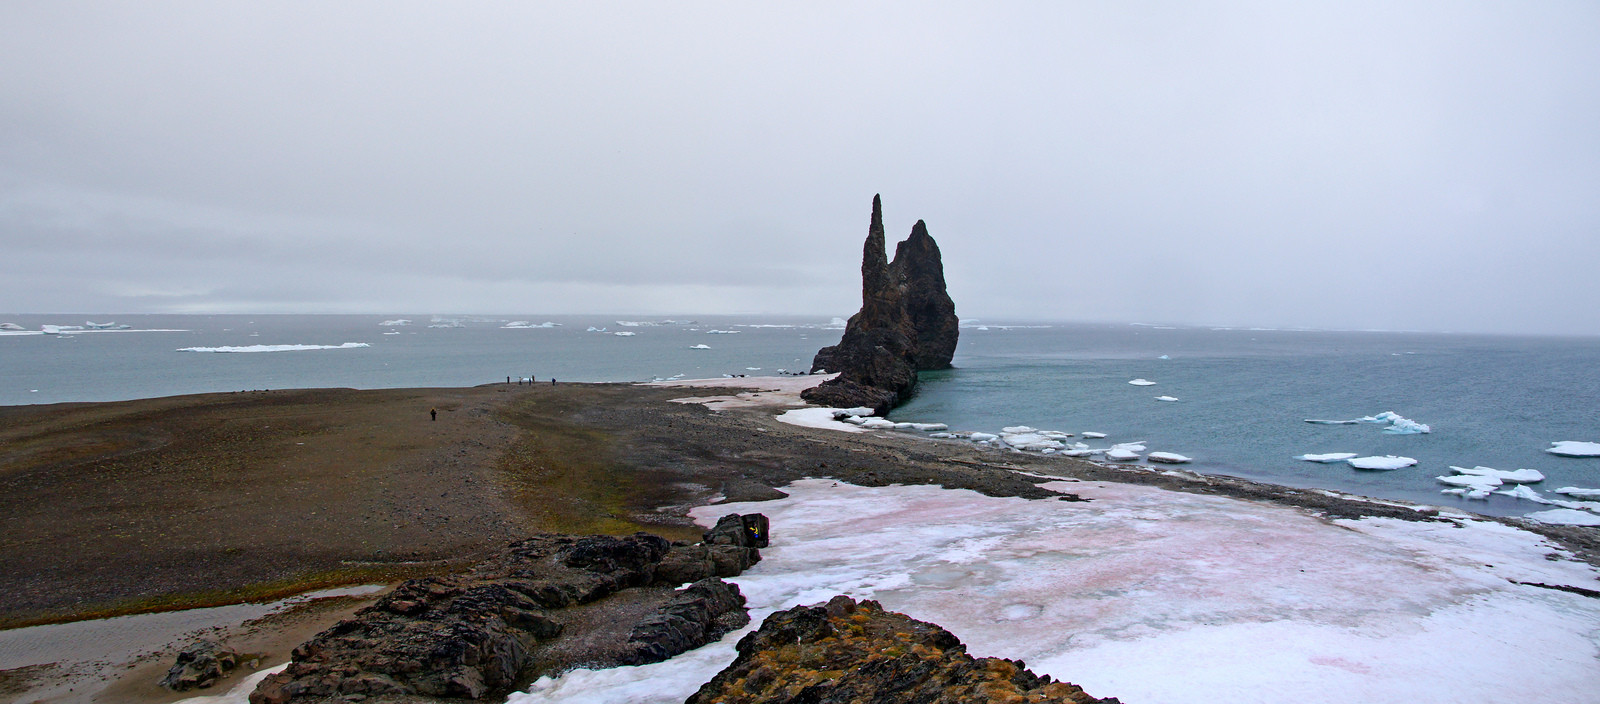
(687, 595, 1119, 704)
(251, 515, 765, 704)
(803, 195, 958, 414)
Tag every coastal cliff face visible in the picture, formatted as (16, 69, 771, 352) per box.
(802, 195, 958, 414)
(687, 595, 1118, 704)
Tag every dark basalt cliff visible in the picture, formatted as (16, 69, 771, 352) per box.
(802, 195, 958, 414)
(687, 595, 1119, 704)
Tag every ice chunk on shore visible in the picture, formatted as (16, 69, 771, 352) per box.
(1348, 456, 1417, 470)
(830, 407, 876, 419)
(1525, 508, 1600, 526)
(1112, 442, 1147, 453)
(1154, 396, 1180, 402)
(1148, 452, 1192, 464)
(1494, 485, 1552, 503)
(1545, 441, 1600, 457)
(1128, 378, 1157, 386)
(968, 433, 998, 443)
(909, 423, 948, 432)
(1449, 466, 1545, 484)
(1105, 448, 1140, 461)
(1555, 487, 1600, 498)
(859, 418, 897, 430)
(688, 344, 711, 349)
(1296, 453, 1358, 463)
(178, 343, 370, 353)
(1002, 426, 1038, 434)
(1082, 432, 1107, 439)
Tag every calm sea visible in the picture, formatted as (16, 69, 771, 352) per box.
(3, 314, 1597, 517)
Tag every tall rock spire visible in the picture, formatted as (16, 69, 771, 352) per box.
(802, 196, 960, 414)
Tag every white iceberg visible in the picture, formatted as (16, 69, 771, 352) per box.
(1304, 411, 1430, 434)
(1158, 354, 1170, 360)
(0, 322, 24, 331)
(1347, 455, 1417, 470)
(1154, 396, 1180, 402)
(176, 340, 369, 352)
(503, 321, 558, 329)
(1082, 432, 1107, 439)
(587, 326, 607, 332)
(1448, 466, 1545, 484)
(1545, 441, 1600, 457)
(1524, 508, 1600, 526)
(613, 331, 636, 337)
(1554, 486, 1600, 498)
(1493, 485, 1551, 503)
(1296, 453, 1358, 463)
(380, 319, 412, 326)
(688, 344, 711, 349)
(1128, 379, 1157, 386)
(706, 330, 740, 334)
(1002, 426, 1038, 434)
(1105, 448, 1141, 461)
(1148, 452, 1192, 464)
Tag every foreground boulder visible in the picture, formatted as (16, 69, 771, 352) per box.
(251, 515, 764, 703)
(803, 195, 958, 414)
(687, 595, 1118, 704)
(159, 639, 240, 691)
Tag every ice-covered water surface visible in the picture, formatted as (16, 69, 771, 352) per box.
(509, 479, 1600, 704)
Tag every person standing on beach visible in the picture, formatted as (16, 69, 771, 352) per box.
(430, 408, 437, 421)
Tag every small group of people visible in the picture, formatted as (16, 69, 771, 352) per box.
(507, 375, 555, 386)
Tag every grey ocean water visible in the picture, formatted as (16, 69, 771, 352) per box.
(3, 314, 1597, 517)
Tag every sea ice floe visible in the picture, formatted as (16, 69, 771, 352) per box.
(1494, 485, 1551, 504)
(177, 343, 370, 353)
(1555, 487, 1600, 498)
(1104, 448, 1141, 461)
(502, 321, 558, 328)
(928, 432, 958, 439)
(1437, 474, 1502, 489)
(1347, 456, 1417, 470)
(1448, 466, 1545, 484)
(1545, 441, 1600, 457)
(1128, 379, 1157, 386)
(0, 322, 24, 330)
(1524, 508, 1600, 526)
(1154, 396, 1179, 402)
(379, 319, 412, 326)
(1002, 426, 1038, 434)
(858, 418, 897, 430)
(1111, 442, 1147, 453)
(1081, 432, 1107, 439)
(1305, 411, 1430, 434)
(688, 344, 711, 349)
(968, 432, 999, 443)
(1148, 452, 1192, 464)
(908, 423, 948, 432)
(706, 330, 740, 334)
(613, 331, 635, 337)
(1295, 453, 1358, 463)
(1158, 354, 1170, 360)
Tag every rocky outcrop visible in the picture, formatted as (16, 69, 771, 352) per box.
(687, 595, 1119, 704)
(251, 516, 765, 704)
(803, 195, 958, 414)
(159, 639, 240, 691)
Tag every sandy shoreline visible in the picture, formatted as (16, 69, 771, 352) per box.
(2, 377, 1597, 702)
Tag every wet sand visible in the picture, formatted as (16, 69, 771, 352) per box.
(2, 378, 1596, 702)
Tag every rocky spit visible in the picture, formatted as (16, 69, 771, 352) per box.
(687, 595, 1118, 704)
(249, 514, 767, 703)
(803, 194, 959, 414)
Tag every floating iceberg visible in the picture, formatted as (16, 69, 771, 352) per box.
(1105, 448, 1141, 461)
(1448, 466, 1545, 484)
(1524, 508, 1600, 526)
(0, 322, 23, 331)
(1347, 455, 1417, 470)
(379, 319, 412, 326)
(1437, 474, 1502, 489)
(1128, 378, 1157, 386)
(613, 332, 636, 337)
(1494, 485, 1551, 503)
(1112, 442, 1147, 453)
(1296, 453, 1358, 463)
(178, 343, 370, 353)
(84, 321, 129, 329)
(1148, 452, 1192, 464)
(1154, 396, 1180, 402)
(1082, 432, 1107, 439)
(706, 330, 740, 334)
(1545, 441, 1600, 457)
(688, 344, 711, 349)
(1304, 411, 1430, 434)
(1158, 354, 1170, 360)
(1555, 487, 1600, 498)
(503, 321, 558, 329)
(586, 326, 607, 332)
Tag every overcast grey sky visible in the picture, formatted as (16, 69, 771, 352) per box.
(3, 2, 1597, 334)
